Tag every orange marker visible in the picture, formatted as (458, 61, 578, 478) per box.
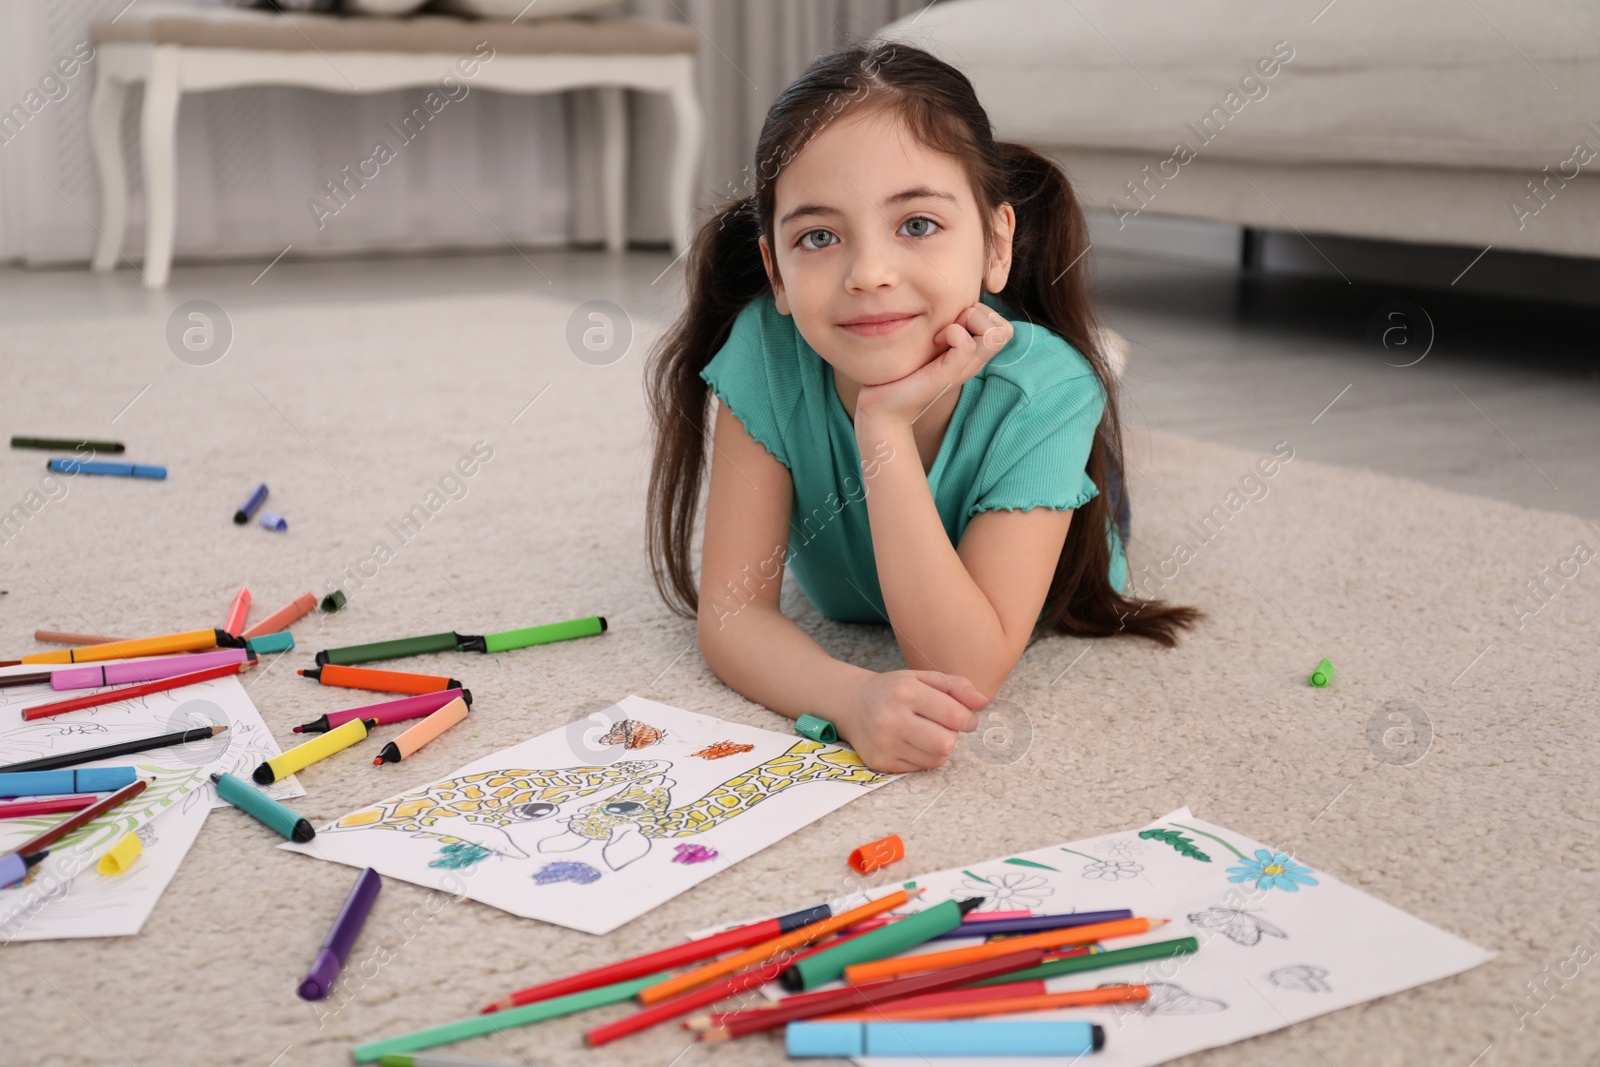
(374, 697, 469, 764)
(22, 628, 238, 665)
(242, 593, 316, 640)
(299, 664, 463, 696)
(223, 587, 252, 637)
(818, 983, 1149, 1022)
(843, 917, 1167, 985)
(639, 889, 919, 1005)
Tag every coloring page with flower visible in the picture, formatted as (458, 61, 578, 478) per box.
(809, 807, 1493, 1067)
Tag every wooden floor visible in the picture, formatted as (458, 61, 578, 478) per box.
(4, 245, 1596, 517)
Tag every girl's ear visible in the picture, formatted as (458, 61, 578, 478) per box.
(984, 202, 1016, 294)
(758, 234, 792, 316)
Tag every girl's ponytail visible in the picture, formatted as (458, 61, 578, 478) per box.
(645, 195, 769, 618)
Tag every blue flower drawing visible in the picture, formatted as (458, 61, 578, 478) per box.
(1227, 850, 1319, 893)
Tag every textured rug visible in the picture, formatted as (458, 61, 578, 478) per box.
(2, 290, 1596, 1067)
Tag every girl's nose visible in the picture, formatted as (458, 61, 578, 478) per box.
(844, 236, 900, 292)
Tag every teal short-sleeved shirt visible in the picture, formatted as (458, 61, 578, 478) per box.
(699, 290, 1127, 624)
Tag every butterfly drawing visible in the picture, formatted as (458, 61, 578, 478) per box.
(599, 719, 665, 750)
(1186, 906, 1288, 947)
(1269, 964, 1332, 993)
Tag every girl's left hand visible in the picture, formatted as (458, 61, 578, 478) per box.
(855, 303, 1014, 428)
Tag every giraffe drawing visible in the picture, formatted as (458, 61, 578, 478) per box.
(324, 759, 669, 860)
(536, 739, 889, 870)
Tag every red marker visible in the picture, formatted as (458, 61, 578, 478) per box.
(223, 586, 252, 637)
(0, 794, 100, 820)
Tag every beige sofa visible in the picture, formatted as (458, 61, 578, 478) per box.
(880, 0, 1600, 261)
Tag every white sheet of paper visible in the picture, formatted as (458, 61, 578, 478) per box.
(0, 670, 296, 941)
(282, 695, 898, 934)
(3, 794, 210, 941)
(823, 807, 1492, 1067)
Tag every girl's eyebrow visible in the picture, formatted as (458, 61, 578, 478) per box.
(778, 186, 959, 228)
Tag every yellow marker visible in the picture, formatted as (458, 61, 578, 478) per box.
(253, 717, 375, 785)
(374, 696, 468, 764)
(97, 831, 144, 875)
(22, 627, 233, 665)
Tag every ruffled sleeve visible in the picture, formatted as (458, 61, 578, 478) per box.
(698, 295, 803, 471)
(967, 365, 1107, 516)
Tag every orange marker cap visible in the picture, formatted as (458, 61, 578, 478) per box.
(848, 834, 905, 874)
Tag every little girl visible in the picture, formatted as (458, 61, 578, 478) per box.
(645, 42, 1198, 773)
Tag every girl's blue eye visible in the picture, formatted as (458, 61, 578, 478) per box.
(900, 216, 939, 238)
(798, 229, 836, 251)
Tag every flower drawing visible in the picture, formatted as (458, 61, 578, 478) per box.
(1226, 850, 1319, 893)
(959, 870, 1054, 911)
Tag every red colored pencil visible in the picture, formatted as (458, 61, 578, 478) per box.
(22, 661, 250, 721)
(481, 901, 838, 1013)
(3, 778, 147, 858)
(696, 947, 1052, 1042)
(0, 794, 100, 819)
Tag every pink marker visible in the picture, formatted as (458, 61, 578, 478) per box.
(223, 586, 252, 637)
(291, 687, 473, 734)
(50, 648, 252, 691)
(243, 592, 317, 640)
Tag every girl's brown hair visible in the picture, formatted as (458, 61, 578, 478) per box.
(645, 41, 1200, 646)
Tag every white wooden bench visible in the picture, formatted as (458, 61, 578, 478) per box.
(88, 6, 703, 289)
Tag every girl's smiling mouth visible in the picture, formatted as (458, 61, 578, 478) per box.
(839, 311, 920, 336)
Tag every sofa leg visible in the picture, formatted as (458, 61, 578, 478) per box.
(1239, 227, 1268, 272)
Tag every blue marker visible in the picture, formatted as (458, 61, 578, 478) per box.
(0, 767, 137, 798)
(47, 459, 166, 480)
(0, 850, 49, 888)
(786, 1020, 1105, 1057)
(234, 482, 268, 524)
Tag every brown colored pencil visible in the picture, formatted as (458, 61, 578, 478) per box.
(2, 778, 148, 859)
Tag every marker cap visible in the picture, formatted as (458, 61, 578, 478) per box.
(320, 590, 347, 613)
(848, 833, 904, 874)
(97, 831, 144, 876)
(787, 1022, 863, 1058)
(246, 631, 294, 655)
(794, 714, 838, 744)
(258, 512, 289, 532)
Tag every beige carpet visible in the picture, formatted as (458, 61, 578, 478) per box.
(3, 290, 1596, 1067)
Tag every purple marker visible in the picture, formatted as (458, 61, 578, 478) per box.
(49, 648, 252, 691)
(298, 867, 381, 1000)
(925, 909, 1135, 942)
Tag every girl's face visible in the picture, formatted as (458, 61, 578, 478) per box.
(758, 107, 1013, 387)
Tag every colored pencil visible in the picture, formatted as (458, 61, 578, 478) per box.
(0, 726, 226, 774)
(22, 660, 251, 721)
(0, 670, 54, 689)
(1, 778, 147, 858)
(222, 586, 252, 637)
(243, 593, 316, 640)
(33, 631, 128, 645)
(968, 936, 1201, 986)
(843, 917, 1168, 984)
(21, 628, 242, 666)
(925, 909, 1133, 941)
(352, 968, 677, 1063)
(481, 901, 835, 1012)
(695, 948, 1052, 1041)
(0, 794, 100, 819)
(816, 982, 1150, 1022)
(639, 889, 917, 1005)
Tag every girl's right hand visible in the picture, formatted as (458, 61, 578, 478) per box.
(836, 671, 987, 773)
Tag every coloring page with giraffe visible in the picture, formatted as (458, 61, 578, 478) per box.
(280, 696, 897, 933)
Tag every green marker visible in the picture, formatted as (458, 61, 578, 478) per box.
(317, 631, 462, 667)
(210, 772, 314, 842)
(1309, 658, 1334, 687)
(464, 616, 607, 654)
(782, 898, 984, 992)
(351, 968, 671, 1063)
(970, 936, 1199, 986)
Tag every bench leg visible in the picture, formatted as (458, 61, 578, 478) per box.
(596, 85, 627, 253)
(139, 46, 181, 290)
(89, 70, 130, 274)
(665, 66, 703, 258)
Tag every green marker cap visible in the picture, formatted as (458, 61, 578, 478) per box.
(782, 897, 979, 991)
(320, 590, 348, 613)
(1309, 657, 1333, 688)
(794, 714, 837, 744)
